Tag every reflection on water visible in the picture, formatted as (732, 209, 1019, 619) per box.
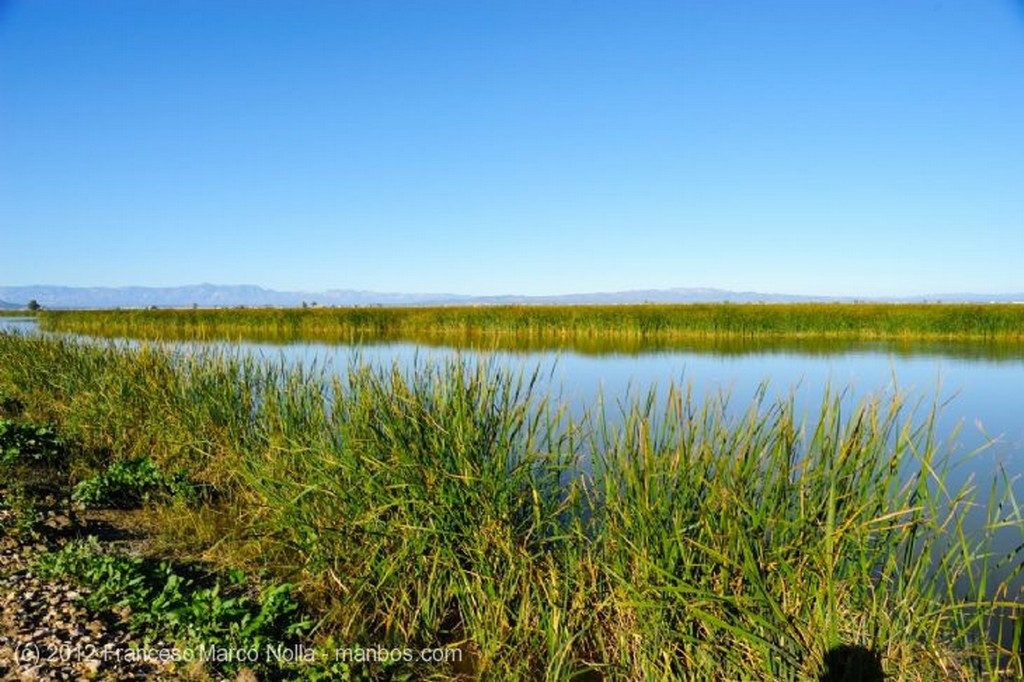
(0, 317, 38, 334)
(28, 320, 1024, 361)
(3, 315, 1023, 623)
(5, 316, 1023, 465)
(4, 320, 1024, 496)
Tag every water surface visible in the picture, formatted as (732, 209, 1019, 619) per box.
(4, 316, 1022, 596)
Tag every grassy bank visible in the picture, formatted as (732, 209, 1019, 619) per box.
(1, 330, 1021, 679)
(38, 303, 1024, 346)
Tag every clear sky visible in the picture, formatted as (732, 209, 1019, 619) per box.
(2, 1, 1022, 297)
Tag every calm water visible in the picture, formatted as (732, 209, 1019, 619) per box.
(4, 316, 1022, 596)
(242, 338, 1024, 480)
(4, 316, 1022, 477)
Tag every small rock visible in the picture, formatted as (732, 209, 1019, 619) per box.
(19, 664, 41, 681)
(44, 514, 71, 530)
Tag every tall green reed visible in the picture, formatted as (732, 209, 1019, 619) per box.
(0, 329, 1020, 679)
(39, 303, 1024, 346)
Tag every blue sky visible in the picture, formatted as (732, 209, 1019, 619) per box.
(2, 1, 1022, 297)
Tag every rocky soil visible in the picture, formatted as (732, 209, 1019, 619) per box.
(0, 508, 175, 681)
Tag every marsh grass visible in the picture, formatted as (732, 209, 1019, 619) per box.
(1, 330, 1021, 679)
(38, 303, 1024, 348)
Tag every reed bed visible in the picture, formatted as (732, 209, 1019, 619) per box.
(0, 330, 1021, 680)
(38, 303, 1024, 346)
(27, 314, 1024, 363)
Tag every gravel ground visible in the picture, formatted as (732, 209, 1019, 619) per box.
(0, 509, 175, 681)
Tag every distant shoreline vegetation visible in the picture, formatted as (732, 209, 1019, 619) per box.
(37, 303, 1024, 345)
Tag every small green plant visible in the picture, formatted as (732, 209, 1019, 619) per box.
(0, 419, 65, 466)
(73, 456, 196, 508)
(36, 538, 313, 676)
(0, 481, 42, 540)
(0, 419, 68, 537)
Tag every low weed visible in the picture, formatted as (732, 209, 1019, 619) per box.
(0, 481, 43, 540)
(0, 419, 66, 467)
(36, 537, 315, 678)
(0, 418, 71, 535)
(72, 456, 197, 509)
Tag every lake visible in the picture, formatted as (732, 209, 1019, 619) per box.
(4, 314, 1021, 483)
(3, 314, 1022, 600)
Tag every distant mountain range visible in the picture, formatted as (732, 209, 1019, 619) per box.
(0, 284, 1021, 310)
